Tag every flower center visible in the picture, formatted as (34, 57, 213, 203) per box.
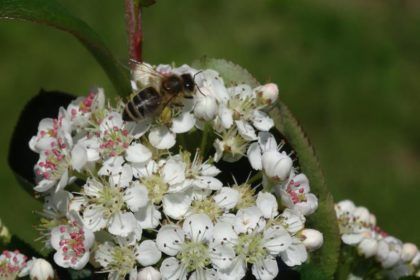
(58, 223, 86, 265)
(178, 241, 210, 272)
(191, 198, 222, 221)
(142, 175, 168, 204)
(109, 246, 136, 278)
(233, 183, 255, 209)
(93, 186, 125, 218)
(235, 233, 267, 264)
(100, 127, 131, 158)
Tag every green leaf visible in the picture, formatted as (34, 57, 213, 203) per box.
(298, 263, 329, 280)
(8, 89, 75, 195)
(270, 103, 340, 279)
(192, 57, 341, 279)
(0, 0, 131, 96)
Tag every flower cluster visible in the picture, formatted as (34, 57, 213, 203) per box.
(335, 200, 420, 278)
(0, 250, 54, 280)
(29, 63, 323, 279)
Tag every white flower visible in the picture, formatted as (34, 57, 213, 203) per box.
(279, 173, 318, 216)
(77, 178, 146, 237)
(66, 89, 105, 130)
(29, 258, 54, 280)
(157, 214, 217, 279)
(95, 239, 161, 280)
(300, 229, 324, 252)
(213, 187, 240, 210)
(34, 137, 75, 192)
(29, 108, 72, 153)
(50, 221, 94, 270)
(212, 222, 293, 280)
(0, 250, 30, 279)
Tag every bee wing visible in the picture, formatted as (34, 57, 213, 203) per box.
(129, 60, 164, 79)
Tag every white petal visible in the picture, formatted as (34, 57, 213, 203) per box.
(263, 225, 293, 255)
(136, 240, 162, 266)
(156, 225, 184, 256)
(162, 158, 186, 185)
(212, 221, 238, 245)
(162, 193, 192, 220)
(252, 257, 279, 280)
(34, 179, 56, 192)
(292, 193, 318, 216)
(194, 95, 218, 121)
(280, 240, 308, 266)
(235, 120, 257, 141)
(199, 163, 220, 177)
(213, 187, 240, 210)
(110, 164, 133, 188)
(148, 126, 176, 149)
(183, 214, 214, 242)
(95, 242, 114, 267)
(258, 132, 277, 152)
(83, 205, 107, 232)
(71, 144, 87, 172)
(279, 209, 305, 234)
(256, 192, 278, 219)
(160, 257, 185, 280)
(247, 142, 262, 170)
(194, 176, 223, 191)
(107, 212, 137, 237)
(171, 112, 196, 133)
(218, 106, 233, 129)
(252, 111, 274, 131)
(98, 156, 124, 176)
(210, 244, 235, 270)
(124, 182, 149, 212)
(134, 203, 162, 229)
(126, 143, 152, 163)
(234, 206, 265, 234)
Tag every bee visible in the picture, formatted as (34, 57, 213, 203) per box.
(123, 62, 196, 122)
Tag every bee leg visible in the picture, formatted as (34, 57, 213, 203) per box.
(171, 102, 184, 107)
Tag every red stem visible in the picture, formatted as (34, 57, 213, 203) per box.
(124, 0, 143, 64)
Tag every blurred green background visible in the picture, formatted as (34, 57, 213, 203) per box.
(0, 0, 419, 251)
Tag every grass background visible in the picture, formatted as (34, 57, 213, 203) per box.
(0, 0, 419, 251)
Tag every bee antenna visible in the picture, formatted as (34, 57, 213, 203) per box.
(193, 70, 206, 96)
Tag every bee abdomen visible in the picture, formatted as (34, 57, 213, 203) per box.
(123, 87, 161, 121)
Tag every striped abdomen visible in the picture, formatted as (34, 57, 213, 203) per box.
(123, 87, 162, 121)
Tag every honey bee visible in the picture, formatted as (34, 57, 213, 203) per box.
(123, 62, 196, 122)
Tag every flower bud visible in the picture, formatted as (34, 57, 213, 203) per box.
(353, 207, 370, 224)
(262, 151, 293, 182)
(138, 266, 161, 280)
(335, 200, 356, 214)
(357, 238, 378, 258)
(193, 95, 218, 121)
(369, 213, 376, 227)
(255, 83, 279, 106)
(301, 229, 323, 252)
(29, 258, 54, 280)
(401, 243, 418, 262)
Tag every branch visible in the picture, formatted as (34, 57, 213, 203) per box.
(124, 0, 143, 63)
